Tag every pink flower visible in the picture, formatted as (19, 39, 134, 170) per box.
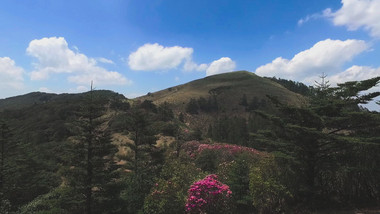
(185, 174, 232, 213)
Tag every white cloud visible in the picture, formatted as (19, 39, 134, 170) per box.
(184, 60, 208, 72)
(128, 43, 195, 71)
(329, 65, 380, 85)
(206, 57, 236, 76)
(324, 0, 380, 38)
(298, 12, 324, 26)
(97, 57, 114, 64)
(68, 69, 133, 86)
(128, 43, 237, 76)
(124, 92, 145, 99)
(38, 87, 52, 93)
(255, 39, 368, 81)
(26, 37, 130, 86)
(0, 57, 24, 90)
(330, 65, 380, 111)
(75, 85, 88, 92)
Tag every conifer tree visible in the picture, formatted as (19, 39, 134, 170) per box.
(252, 76, 380, 207)
(60, 84, 121, 214)
(122, 107, 163, 213)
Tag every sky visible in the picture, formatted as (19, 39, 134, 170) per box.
(0, 0, 379, 108)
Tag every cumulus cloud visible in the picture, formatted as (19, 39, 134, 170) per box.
(0, 57, 24, 90)
(206, 57, 236, 76)
(128, 43, 195, 71)
(324, 0, 380, 38)
(128, 43, 237, 76)
(27, 37, 130, 86)
(255, 39, 368, 82)
(329, 65, 380, 85)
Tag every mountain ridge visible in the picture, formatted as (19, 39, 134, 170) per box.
(135, 70, 307, 112)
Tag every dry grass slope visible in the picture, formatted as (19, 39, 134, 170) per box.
(135, 71, 307, 112)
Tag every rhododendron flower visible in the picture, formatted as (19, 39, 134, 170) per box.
(185, 174, 232, 213)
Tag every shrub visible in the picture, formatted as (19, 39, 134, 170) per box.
(143, 160, 204, 214)
(185, 174, 233, 214)
(249, 156, 291, 213)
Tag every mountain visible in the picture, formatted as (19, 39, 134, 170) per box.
(0, 92, 59, 111)
(136, 71, 306, 112)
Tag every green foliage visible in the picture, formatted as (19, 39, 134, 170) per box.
(255, 77, 380, 209)
(19, 187, 82, 214)
(197, 96, 218, 113)
(139, 100, 157, 113)
(121, 107, 165, 213)
(239, 94, 248, 107)
(249, 156, 291, 213)
(157, 102, 174, 122)
(0, 74, 378, 213)
(143, 158, 204, 214)
(56, 89, 122, 214)
(209, 116, 249, 146)
(0, 194, 11, 214)
(195, 149, 218, 172)
(225, 154, 253, 212)
(185, 98, 199, 115)
(266, 77, 313, 97)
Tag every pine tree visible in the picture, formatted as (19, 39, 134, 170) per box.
(60, 84, 121, 214)
(252, 77, 380, 207)
(122, 107, 163, 213)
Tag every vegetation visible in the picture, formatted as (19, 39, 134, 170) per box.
(0, 72, 378, 213)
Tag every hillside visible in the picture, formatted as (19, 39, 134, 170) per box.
(0, 92, 59, 111)
(136, 71, 306, 112)
(0, 73, 378, 213)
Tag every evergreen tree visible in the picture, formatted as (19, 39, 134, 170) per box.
(122, 107, 164, 213)
(60, 85, 121, 214)
(252, 77, 380, 207)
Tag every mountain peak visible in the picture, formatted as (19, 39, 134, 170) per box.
(136, 70, 305, 111)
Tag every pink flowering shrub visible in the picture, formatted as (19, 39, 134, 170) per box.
(182, 141, 264, 162)
(185, 174, 233, 214)
(143, 159, 205, 214)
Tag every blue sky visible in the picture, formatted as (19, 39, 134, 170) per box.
(1, 0, 379, 106)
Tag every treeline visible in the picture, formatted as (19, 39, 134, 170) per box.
(185, 94, 267, 115)
(266, 77, 313, 96)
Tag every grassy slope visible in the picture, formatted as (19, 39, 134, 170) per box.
(135, 71, 306, 112)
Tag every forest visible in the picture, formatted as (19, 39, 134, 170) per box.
(0, 73, 379, 214)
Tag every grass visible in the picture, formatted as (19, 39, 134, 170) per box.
(135, 70, 306, 112)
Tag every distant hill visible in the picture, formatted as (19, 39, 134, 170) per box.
(136, 71, 307, 112)
(0, 90, 126, 112)
(0, 92, 58, 111)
